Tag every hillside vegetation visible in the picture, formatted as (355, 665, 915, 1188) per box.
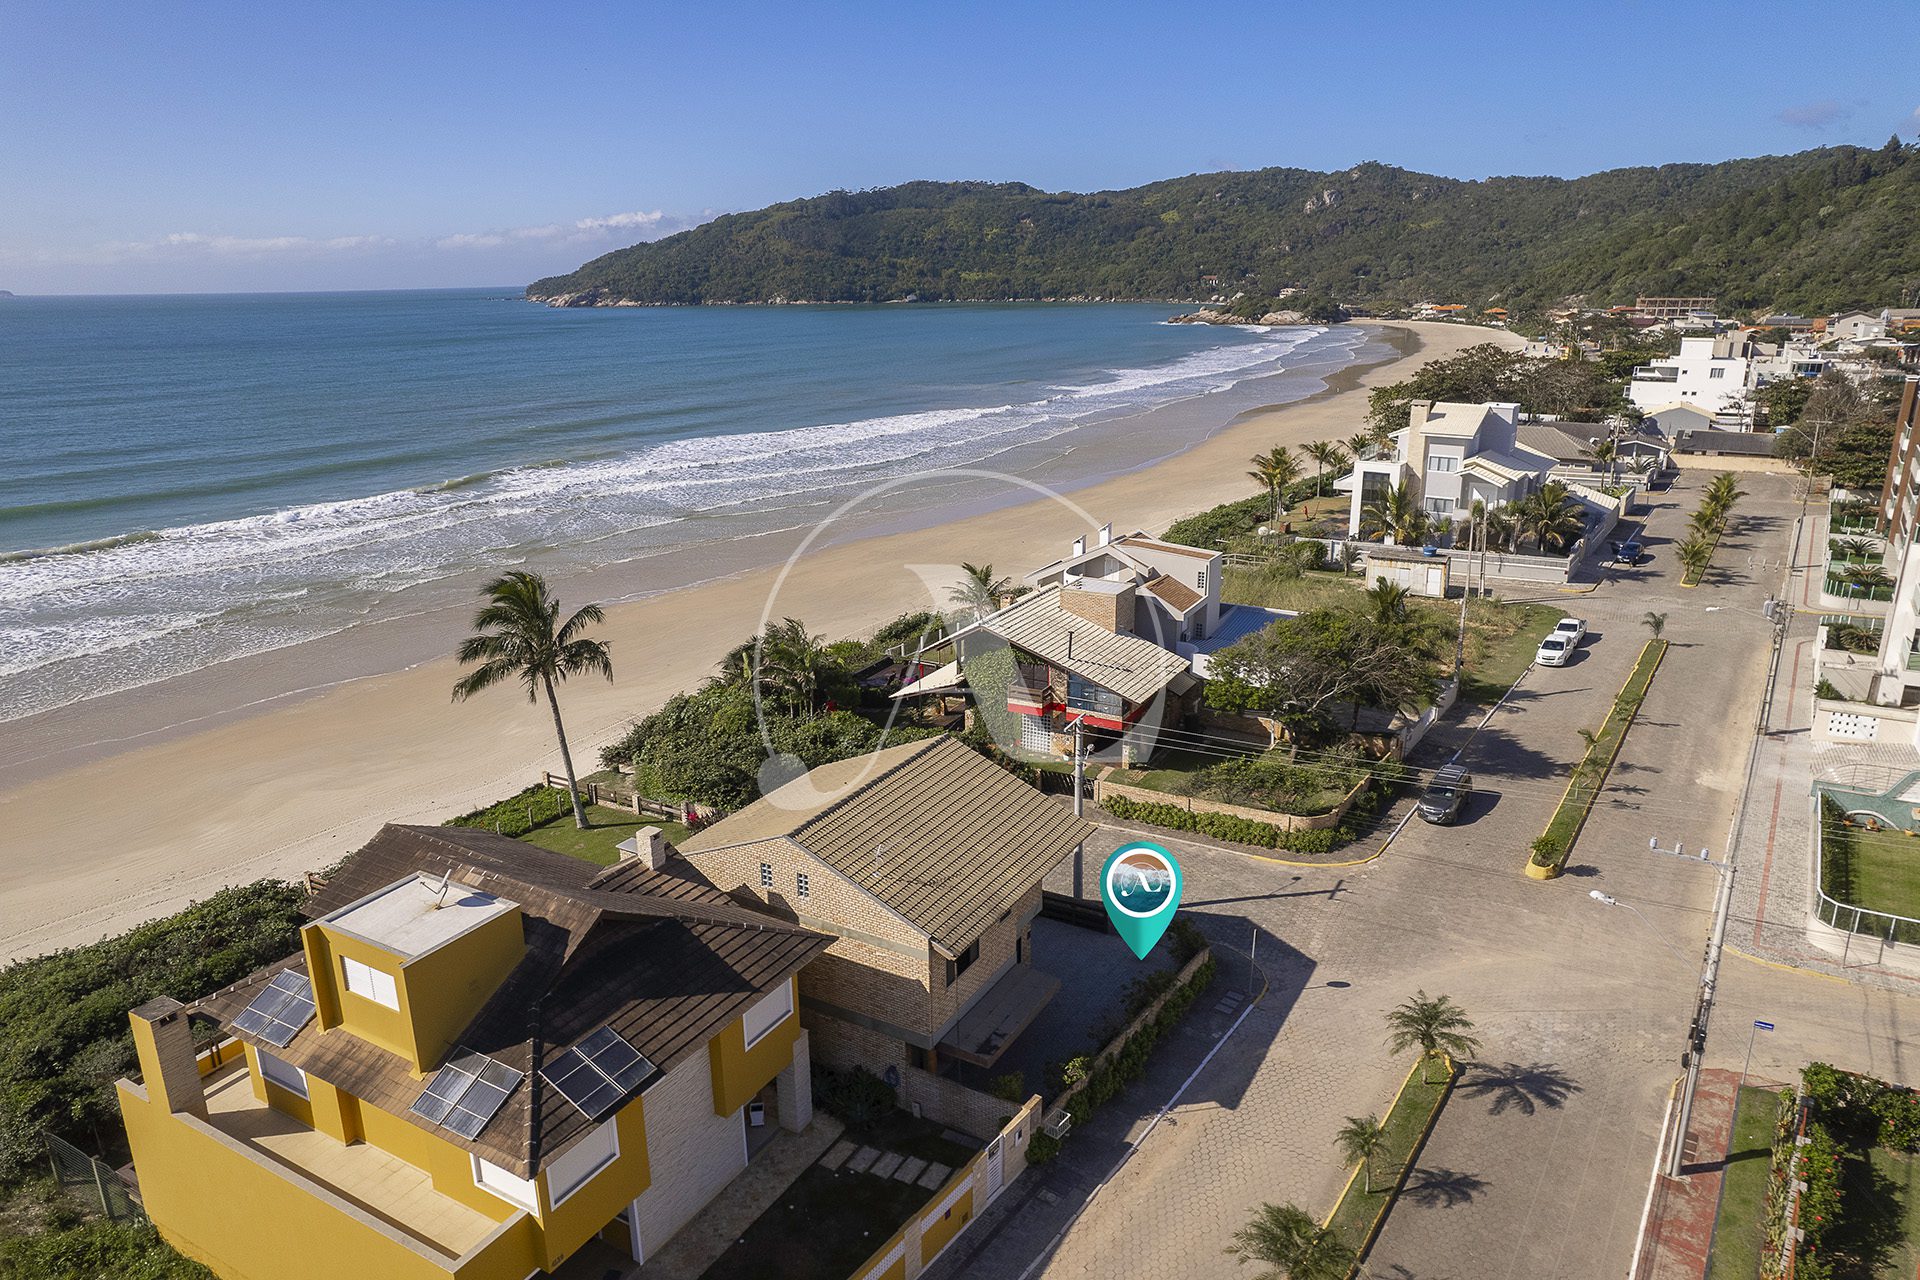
(529, 143, 1920, 314)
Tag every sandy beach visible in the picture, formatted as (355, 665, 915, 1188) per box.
(0, 320, 1512, 961)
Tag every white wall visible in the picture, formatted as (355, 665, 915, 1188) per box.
(629, 1042, 748, 1261)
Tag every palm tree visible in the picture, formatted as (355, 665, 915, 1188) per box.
(1582, 436, 1619, 484)
(1335, 1114, 1391, 1195)
(758, 617, 831, 714)
(1642, 611, 1667, 640)
(949, 562, 1025, 619)
(1513, 482, 1585, 554)
(1385, 990, 1481, 1083)
(1833, 537, 1879, 564)
(452, 570, 613, 829)
(1362, 577, 1411, 628)
(1224, 1202, 1356, 1280)
(1302, 440, 1348, 498)
(1676, 535, 1714, 583)
(1367, 417, 1398, 454)
(1249, 447, 1301, 518)
(1360, 481, 1426, 545)
(1345, 430, 1376, 462)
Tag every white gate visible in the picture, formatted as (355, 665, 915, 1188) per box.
(984, 1135, 1004, 1202)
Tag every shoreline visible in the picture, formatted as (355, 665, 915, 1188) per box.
(0, 321, 1511, 961)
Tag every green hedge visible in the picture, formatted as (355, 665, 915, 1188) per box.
(1030, 955, 1217, 1164)
(444, 785, 573, 838)
(1101, 793, 1347, 854)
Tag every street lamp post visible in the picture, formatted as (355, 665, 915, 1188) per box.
(1587, 838, 1737, 1177)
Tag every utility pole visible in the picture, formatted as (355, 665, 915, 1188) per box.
(1649, 837, 1737, 1178)
(1789, 417, 1830, 571)
(1071, 717, 1087, 898)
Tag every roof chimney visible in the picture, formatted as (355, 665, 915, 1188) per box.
(1098, 523, 1113, 547)
(617, 826, 671, 872)
(130, 997, 207, 1119)
(1071, 535, 1086, 557)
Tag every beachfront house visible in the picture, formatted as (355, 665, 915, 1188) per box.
(1626, 334, 1755, 423)
(1020, 523, 1223, 644)
(1515, 422, 1670, 477)
(676, 736, 1095, 1088)
(1334, 400, 1553, 538)
(118, 824, 829, 1278)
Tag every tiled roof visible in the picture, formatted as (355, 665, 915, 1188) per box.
(968, 585, 1190, 704)
(1141, 574, 1203, 614)
(198, 825, 827, 1178)
(682, 737, 1093, 955)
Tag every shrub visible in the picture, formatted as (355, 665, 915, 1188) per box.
(1121, 969, 1177, 1020)
(0, 1210, 212, 1279)
(1167, 916, 1207, 965)
(1100, 795, 1348, 853)
(1530, 833, 1566, 868)
(1025, 1130, 1061, 1164)
(1814, 676, 1844, 701)
(444, 784, 572, 838)
(811, 1065, 896, 1130)
(0, 882, 306, 1179)
(989, 1071, 1027, 1103)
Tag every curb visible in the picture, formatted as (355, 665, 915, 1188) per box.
(1525, 637, 1670, 879)
(1324, 1053, 1460, 1277)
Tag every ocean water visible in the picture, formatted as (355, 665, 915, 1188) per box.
(0, 291, 1374, 723)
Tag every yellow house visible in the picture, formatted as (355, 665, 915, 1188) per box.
(118, 824, 829, 1279)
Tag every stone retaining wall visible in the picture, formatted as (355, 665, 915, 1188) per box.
(1092, 774, 1363, 833)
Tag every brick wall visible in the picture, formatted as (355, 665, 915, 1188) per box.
(1060, 584, 1134, 633)
(898, 1067, 1016, 1142)
(630, 1035, 748, 1258)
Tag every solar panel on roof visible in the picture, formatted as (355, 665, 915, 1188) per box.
(409, 1047, 522, 1139)
(541, 1027, 656, 1119)
(231, 971, 316, 1048)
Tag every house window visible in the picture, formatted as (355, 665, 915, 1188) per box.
(1197, 567, 1208, 590)
(1427, 455, 1457, 472)
(547, 1117, 620, 1206)
(1709, 367, 1725, 379)
(759, 862, 773, 889)
(1426, 497, 1454, 514)
(796, 872, 811, 898)
(472, 1155, 539, 1213)
(944, 939, 981, 987)
(257, 1048, 308, 1099)
(341, 957, 399, 1010)
(742, 981, 794, 1049)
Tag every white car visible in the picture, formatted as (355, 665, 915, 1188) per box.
(1536, 634, 1575, 667)
(1553, 617, 1588, 646)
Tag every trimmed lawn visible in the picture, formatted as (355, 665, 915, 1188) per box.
(1840, 827, 1920, 925)
(698, 1163, 934, 1280)
(1325, 1060, 1456, 1261)
(1458, 602, 1559, 705)
(518, 805, 693, 866)
(1223, 565, 1370, 614)
(1820, 1144, 1920, 1278)
(1708, 1086, 1784, 1280)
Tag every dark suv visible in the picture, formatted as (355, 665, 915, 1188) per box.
(1416, 764, 1472, 825)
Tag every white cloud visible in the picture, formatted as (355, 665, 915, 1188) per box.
(433, 209, 694, 251)
(1777, 100, 1848, 128)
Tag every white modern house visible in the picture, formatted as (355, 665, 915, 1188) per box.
(1831, 311, 1886, 343)
(1334, 400, 1554, 538)
(1022, 524, 1223, 646)
(1626, 334, 1755, 422)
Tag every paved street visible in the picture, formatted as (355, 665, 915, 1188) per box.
(929, 469, 1920, 1280)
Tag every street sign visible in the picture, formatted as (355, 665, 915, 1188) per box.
(1755, 1020, 1775, 1031)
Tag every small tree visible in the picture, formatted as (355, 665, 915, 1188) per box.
(1385, 991, 1481, 1083)
(1335, 1113, 1391, 1194)
(1642, 611, 1667, 640)
(1224, 1202, 1355, 1280)
(949, 562, 1026, 620)
(1302, 439, 1348, 498)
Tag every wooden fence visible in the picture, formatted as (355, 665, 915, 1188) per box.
(539, 772, 687, 822)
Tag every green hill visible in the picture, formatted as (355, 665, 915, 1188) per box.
(527, 143, 1920, 316)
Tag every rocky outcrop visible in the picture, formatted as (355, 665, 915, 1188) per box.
(1168, 308, 1312, 327)
(527, 288, 648, 308)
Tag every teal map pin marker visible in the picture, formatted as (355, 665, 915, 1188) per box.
(1100, 841, 1184, 959)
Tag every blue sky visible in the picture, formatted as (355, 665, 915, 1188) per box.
(4, 1, 1917, 294)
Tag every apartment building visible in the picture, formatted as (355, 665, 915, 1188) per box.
(1626, 334, 1754, 420)
(119, 824, 829, 1279)
(677, 736, 1096, 1084)
(1866, 377, 1920, 708)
